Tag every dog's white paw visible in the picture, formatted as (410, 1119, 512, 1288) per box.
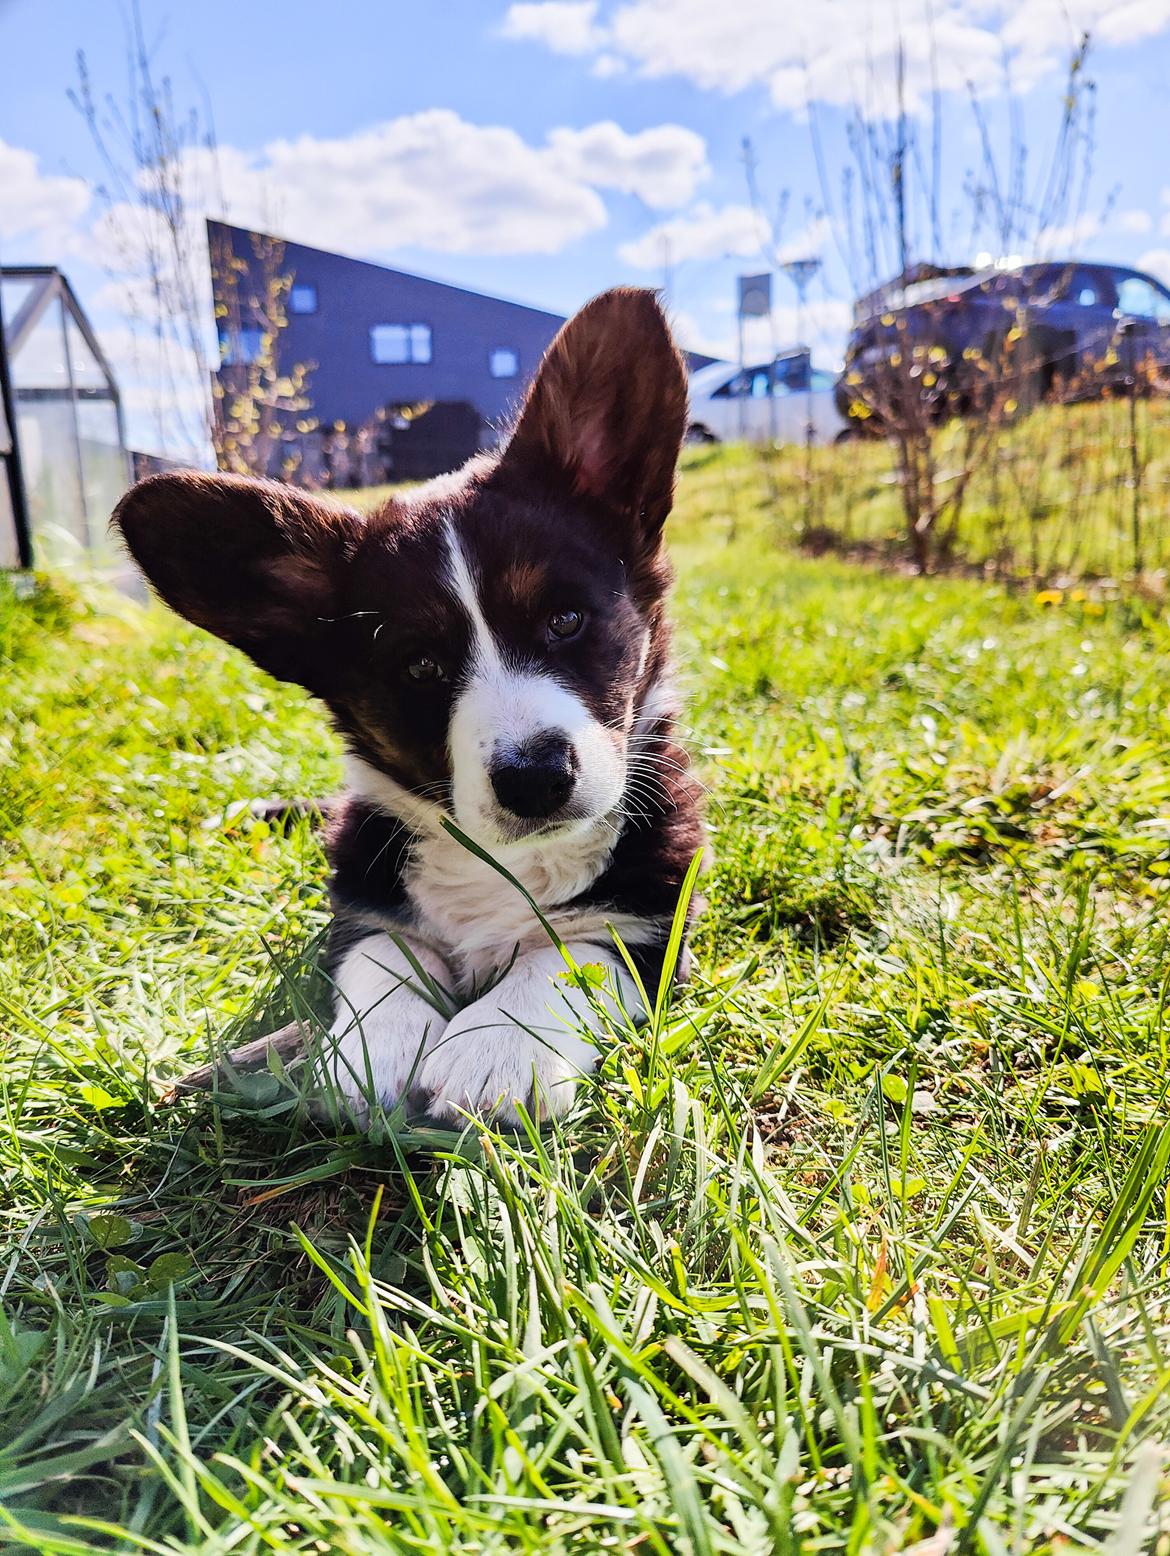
(418, 945, 626, 1125)
(323, 1009, 446, 1122)
(419, 1010, 594, 1124)
(319, 932, 451, 1121)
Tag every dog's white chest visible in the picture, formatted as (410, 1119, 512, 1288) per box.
(403, 823, 617, 985)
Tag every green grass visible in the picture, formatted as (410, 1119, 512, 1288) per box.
(3, 462, 1170, 1552)
(679, 397, 1170, 582)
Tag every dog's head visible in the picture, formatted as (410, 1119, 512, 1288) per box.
(114, 287, 688, 848)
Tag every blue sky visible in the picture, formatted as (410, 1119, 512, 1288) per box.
(4, 0, 1170, 454)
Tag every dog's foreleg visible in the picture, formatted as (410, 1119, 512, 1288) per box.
(322, 930, 452, 1121)
(418, 943, 636, 1125)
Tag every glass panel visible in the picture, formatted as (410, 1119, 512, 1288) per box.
(0, 475, 17, 568)
(9, 294, 87, 556)
(64, 312, 111, 391)
(489, 347, 519, 379)
(1116, 277, 1170, 320)
(11, 296, 70, 390)
(218, 325, 264, 366)
(410, 324, 432, 363)
(77, 398, 129, 545)
(774, 355, 810, 391)
(371, 324, 409, 364)
(289, 283, 316, 314)
(16, 399, 86, 556)
(1, 277, 38, 325)
(1050, 268, 1102, 306)
(372, 323, 431, 364)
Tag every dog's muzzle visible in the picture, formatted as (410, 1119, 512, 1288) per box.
(488, 731, 578, 821)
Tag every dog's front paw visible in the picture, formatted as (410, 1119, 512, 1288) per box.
(319, 1010, 445, 1123)
(319, 931, 453, 1123)
(418, 991, 599, 1126)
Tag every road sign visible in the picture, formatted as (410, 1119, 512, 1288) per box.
(737, 273, 772, 318)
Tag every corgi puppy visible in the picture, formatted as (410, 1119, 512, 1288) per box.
(115, 288, 704, 1125)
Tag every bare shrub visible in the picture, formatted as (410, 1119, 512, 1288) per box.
(821, 40, 1102, 571)
(71, 5, 315, 478)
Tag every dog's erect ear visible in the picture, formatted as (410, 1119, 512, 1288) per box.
(500, 287, 689, 532)
(113, 471, 363, 691)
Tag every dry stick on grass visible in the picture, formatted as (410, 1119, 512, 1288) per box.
(167, 1020, 311, 1096)
(170, 798, 334, 1097)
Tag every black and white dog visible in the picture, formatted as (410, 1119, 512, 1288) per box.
(114, 288, 704, 1126)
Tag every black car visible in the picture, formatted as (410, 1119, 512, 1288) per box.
(836, 260, 1170, 425)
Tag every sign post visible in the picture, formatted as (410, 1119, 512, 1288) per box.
(737, 273, 772, 440)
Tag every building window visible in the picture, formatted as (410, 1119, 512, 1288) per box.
(489, 347, 519, 379)
(218, 326, 264, 366)
(289, 283, 317, 315)
(371, 323, 432, 364)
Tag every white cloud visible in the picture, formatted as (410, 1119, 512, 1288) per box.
(1118, 207, 1153, 235)
(621, 203, 766, 267)
(505, 0, 1170, 117)
(107, 111, 708, 259)
(12, 108, 713, 296)
(500, 1, 605, 53)
(219, 111, 609, 257)
(547, 121, 708, 208)
(1023, 0, 1170, 49)
(1031, 212, 1102, 254)
(1137, 247, 1170, 286)
(621, 204, 829, 269)
(592, 52, 628, 76)
(0, 140, 90, 252)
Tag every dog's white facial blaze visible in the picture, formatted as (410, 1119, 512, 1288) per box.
(443, 519, 626, 845)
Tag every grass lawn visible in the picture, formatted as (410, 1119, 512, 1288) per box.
(3, 452, 1170, 1551)
(677, 398, 1170, 584)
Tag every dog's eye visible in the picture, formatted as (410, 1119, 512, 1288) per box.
(548, 609, 584, 641)
(405, 655, 446, 683)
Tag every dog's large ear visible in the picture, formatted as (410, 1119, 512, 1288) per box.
(113, 471, 363, 691)
(499, 287, 688, 533)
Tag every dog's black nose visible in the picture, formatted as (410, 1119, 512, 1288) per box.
(489, 732, 577, 821)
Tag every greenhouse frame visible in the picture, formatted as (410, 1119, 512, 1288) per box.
(0, 266, 131, 567)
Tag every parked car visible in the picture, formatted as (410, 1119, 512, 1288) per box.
(688, 349, 846, 445)
(836, 259, 1170, 426)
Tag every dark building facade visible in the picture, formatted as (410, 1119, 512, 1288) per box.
(210, 220, 566, 483)
(208, 221, 713, 485)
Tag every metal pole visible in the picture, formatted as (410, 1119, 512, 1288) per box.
(58, 293, 92, 550)
(799, 273, 813, 448)
(660, 234, 673, 307)
(736, 309, 746, 442)
(0, 276, 33, 569)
